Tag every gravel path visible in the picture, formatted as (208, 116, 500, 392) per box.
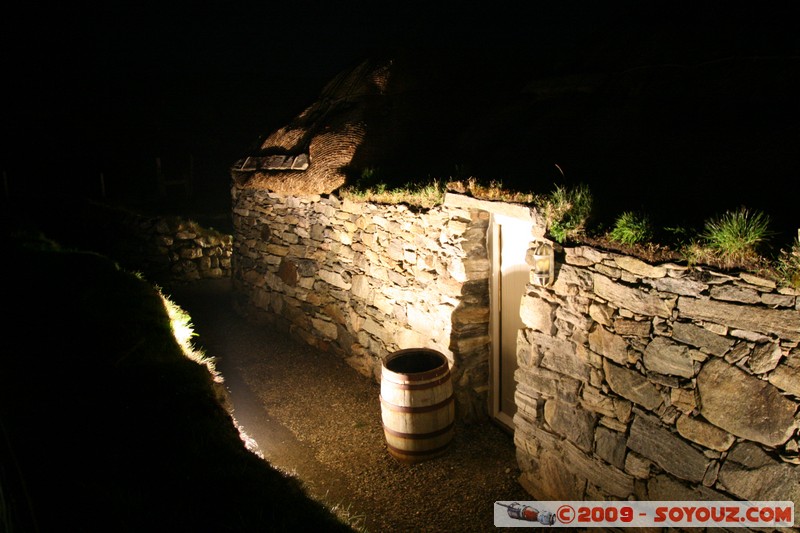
(170, 278, 532, 533)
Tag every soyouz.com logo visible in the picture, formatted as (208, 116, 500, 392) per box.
(494, 501, 795, 528)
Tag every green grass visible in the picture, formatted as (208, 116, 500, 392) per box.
(340, 177, 446, 209)
(775, 233, 800, 289)
(445, 177, 541, 204)
(688, 207, 774, 269)
(539, 183, 594, 244)
(340, 175, 797, 285)
(608, 211, 654, 246)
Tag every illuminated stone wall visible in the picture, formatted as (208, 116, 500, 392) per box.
(515, 244, 800, 514)
(231, 185, 800, 511)
(230, 189, 499, 422)
(35, 200, 233, 287)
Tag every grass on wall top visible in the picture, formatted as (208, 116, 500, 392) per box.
(338, 171, 800, 288)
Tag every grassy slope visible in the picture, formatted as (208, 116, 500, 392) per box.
(0, 230, 354, 532)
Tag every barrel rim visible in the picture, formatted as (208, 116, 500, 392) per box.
(382, 348, 450, 382)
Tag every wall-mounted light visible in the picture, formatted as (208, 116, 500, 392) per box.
(531, 241, 554, 287)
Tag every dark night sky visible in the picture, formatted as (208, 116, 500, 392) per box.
(1, 2, 599, 200)
(2, 1, 798, 239)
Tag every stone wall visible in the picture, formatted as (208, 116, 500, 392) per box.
(515, 244, 800, 522)
(231, 190, 513, 422)
(230, 187, 799, 519)
(144, 216, 233, 285)
(71, 203, 233, 286)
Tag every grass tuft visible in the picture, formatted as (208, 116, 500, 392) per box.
(1, 234, 358, 533)
(608, 211, 653, 246)
(540, 183, 594, 243)
(445, 177, 540, 204)
(161, 289, 222, 381)
(775, 232, 800, 288)
(340, 172, 796, 282)
(340, 177, 445, 209)
(694, 207, 774, 268)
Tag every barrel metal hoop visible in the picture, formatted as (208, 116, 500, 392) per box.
(382, 373, 451, 391)
(386, 440, 452, 457)
(382, 421, 454, 440)
(380, 395, 454, 413)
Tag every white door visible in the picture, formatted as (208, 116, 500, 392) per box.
(489, 215, 533, 431)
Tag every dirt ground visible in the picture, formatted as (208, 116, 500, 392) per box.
(169, 278, 534, 533)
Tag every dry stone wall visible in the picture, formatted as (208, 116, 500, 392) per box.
(40, 201, 233, 287)
(115, 216, 233, 285)
(230, 187, 799, 519)
(515, 244, 800, 525)
(142, 216, 233, 284)
(231, 189, 497, 422)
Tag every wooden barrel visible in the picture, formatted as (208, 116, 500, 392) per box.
(380, 348, 455, 464)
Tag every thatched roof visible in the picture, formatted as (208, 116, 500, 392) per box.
(231, 48, 515, 196)
(231, 58, 393, 195)
(231, 41, 799, 241)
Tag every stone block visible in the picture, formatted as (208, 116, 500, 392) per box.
(603, 359, 663, 411)
(598, 415, 628, 432)
(277, 259, 299, 286)
(594, 273, 674, 318)
(647, 474, 731, 502)
(589, 301, 614, 326)
(761, 293, 796, 307)
(724, 341, 751, 364)
(739, 272, 777, 288)
(561, 440, 635, 498)
(613, 317, 652, 337)
(747, 341, 783, 374)
(319, 269, 351, 290)
(718, 442, 800, 522)
(768, 362, 800, 396)
(543, 400, 596, 452)
(678, 296, 800, 342)
(675, 414, 735, 452)
(643, 336, 695, 378)
(697, 358, 799, 447)
(595, 263, 622, 279)
(709, 284, 761, 304)
(519, 449, 588, 501)
(522, 330, 589, 382)
(588, 325, 629, 365)
(624, 452, 652, 479)
(644, 275, 708, 297)
(671, 321, 732, 356)
(520, 293, 556, 334)
(628, 412, 712, 483)
(580, 385, 619, 418)
(669, 387, 697, 414)
(552, 264, 593, 294)
(614, 256, 667, 278)
(594, 425, 627, 469)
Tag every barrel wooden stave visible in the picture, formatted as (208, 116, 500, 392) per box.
(380, 348, 454, 464)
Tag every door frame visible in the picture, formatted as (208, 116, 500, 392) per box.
(488, 213, 533, 433)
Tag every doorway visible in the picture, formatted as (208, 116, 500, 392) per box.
(489, 214, 534, 432)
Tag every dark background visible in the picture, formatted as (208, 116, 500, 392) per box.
(2, 2, 798, 244)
